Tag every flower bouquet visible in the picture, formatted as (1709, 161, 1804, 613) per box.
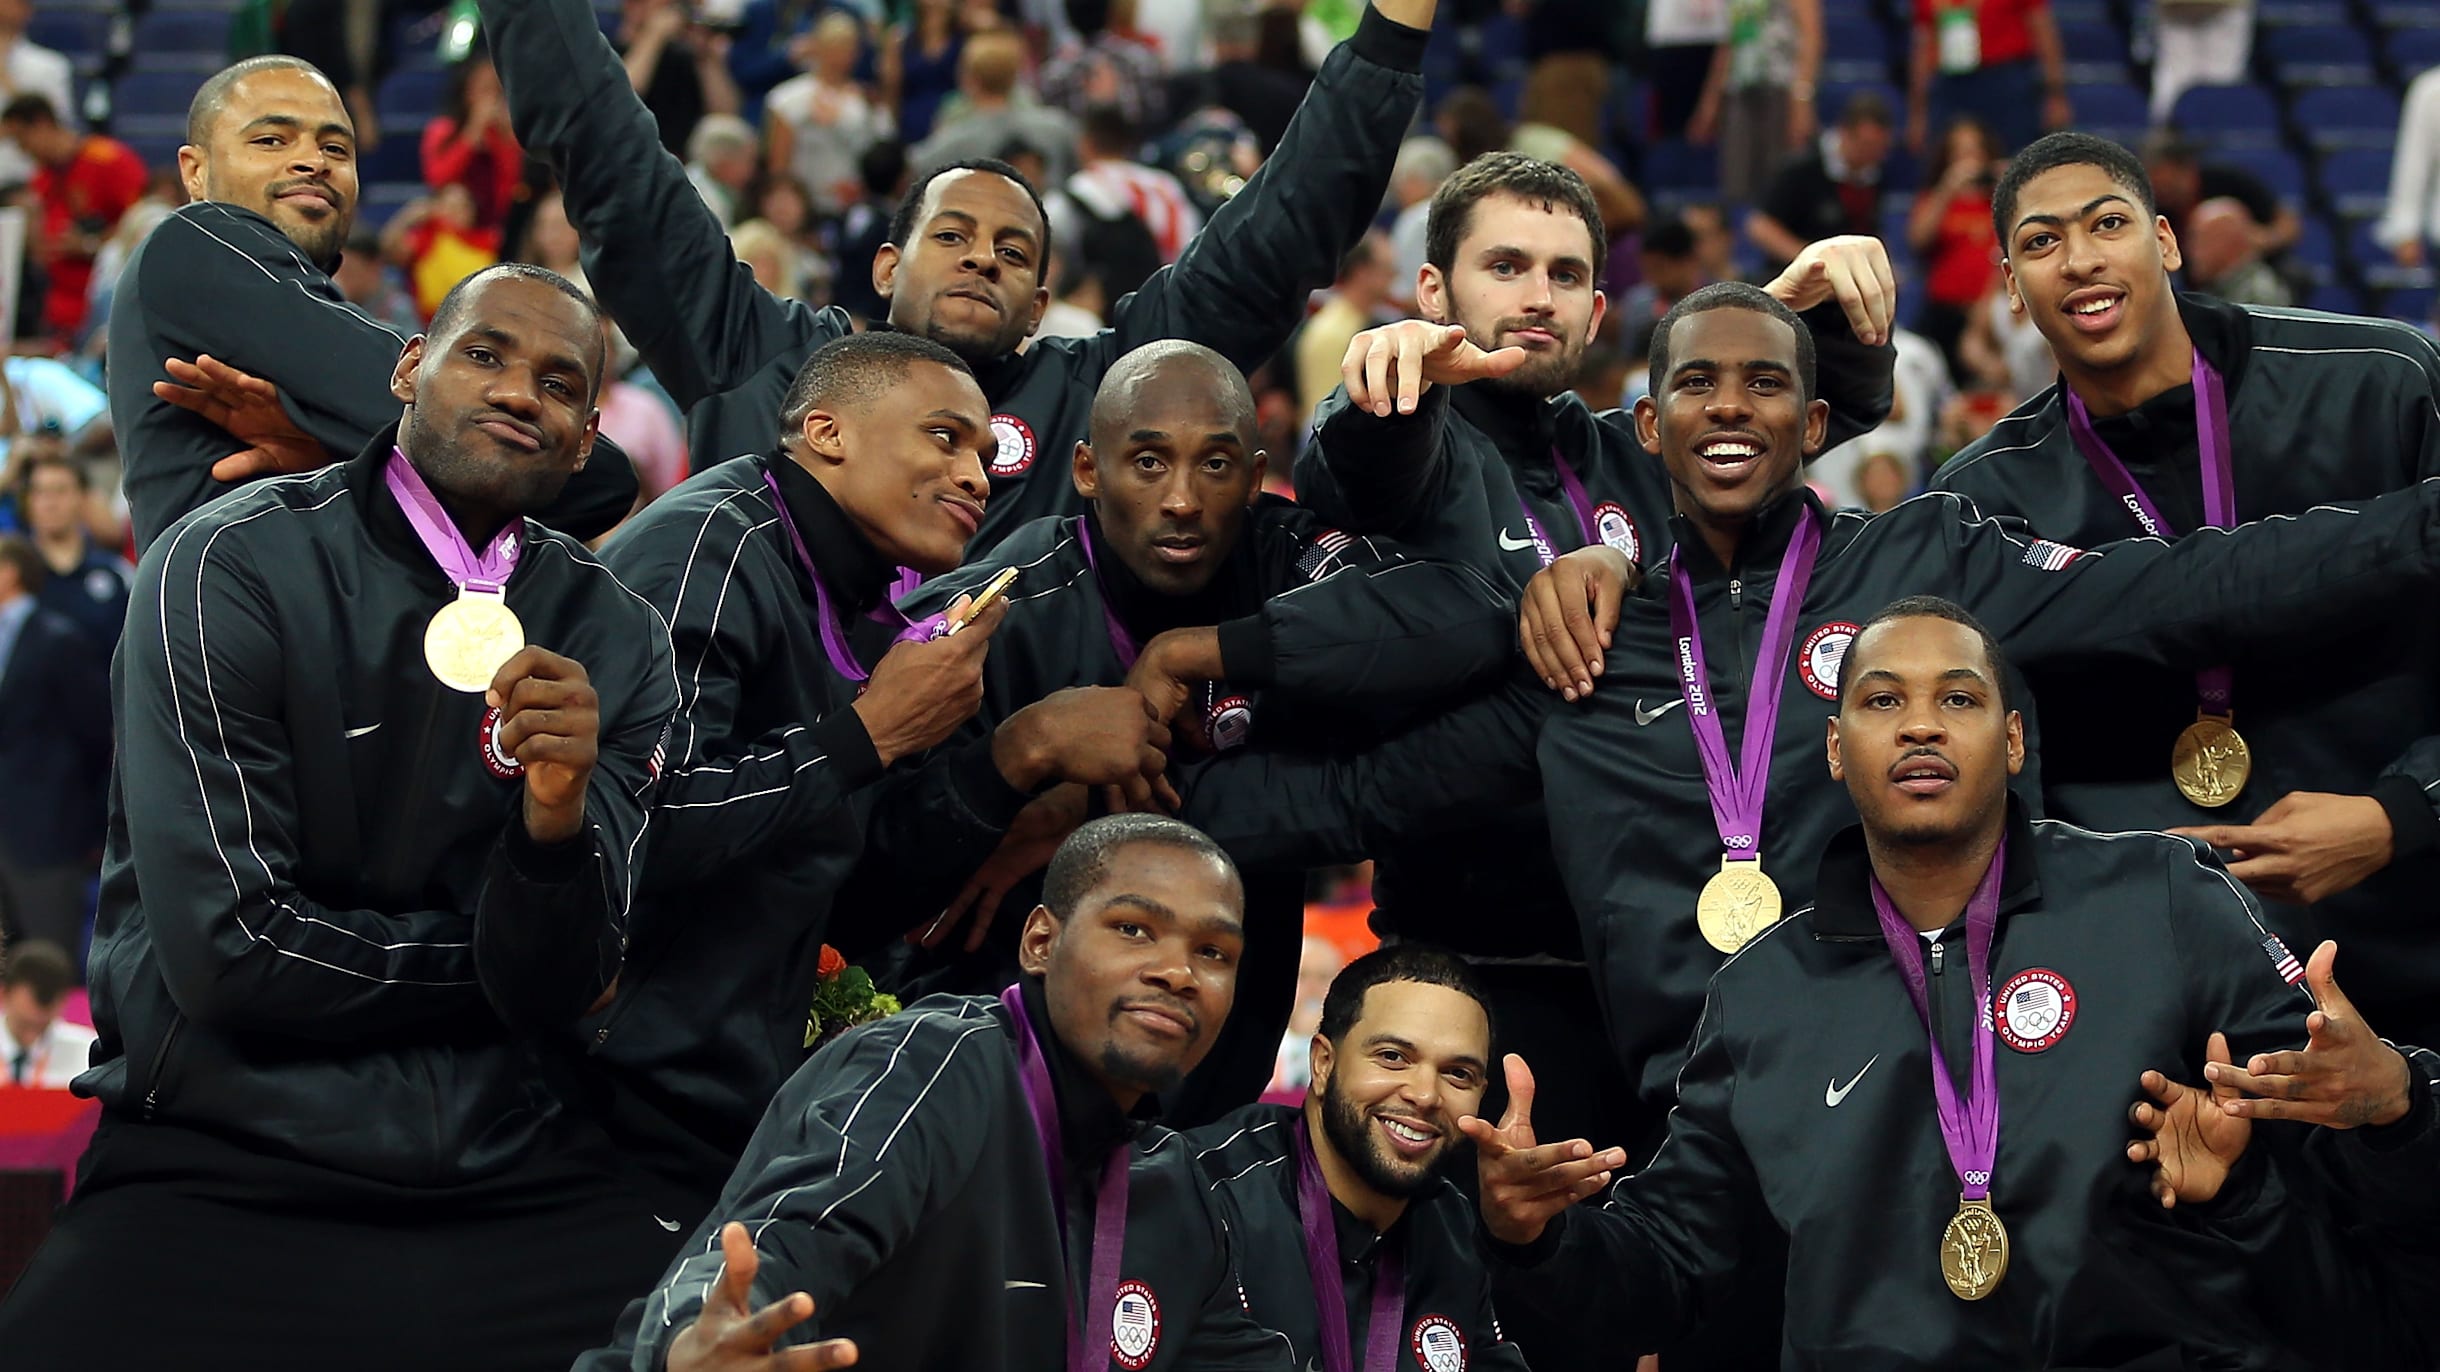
(804, 944, 902, 1049)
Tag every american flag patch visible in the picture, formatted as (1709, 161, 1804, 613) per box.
(2021, 539, 2085, 571)
(2262, 934, 2305, 985)
(1294, 529, 1355, 580)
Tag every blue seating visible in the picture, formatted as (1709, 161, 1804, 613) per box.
(26, 10, 103, 58)
(2220, 145, 2306, 202)
(2170, 84, 2282, 147)
(2305, 283, 2364, 315)
(2319, 147, 2394, 215)
(2292, 86, 2401, 151)
(375, 65, 449, 124)
(2386, 27, 2440, 70)
(111, 69, 199, 120)
(2296, 213, 2339, 281)
(2266, 24, 2374, 84)
(2058, 20, 2127, 80)
(2381, 286, 2435, 325)
(1825, 20, 1890, 67)
(2068, 82, 2147, 147)
(134, 8, 233, 54)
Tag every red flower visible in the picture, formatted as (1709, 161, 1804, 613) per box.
(818, 945, 847, 979)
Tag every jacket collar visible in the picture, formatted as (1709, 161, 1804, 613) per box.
(1663, 484, 1828, 583)
(765, 452, 896, 614)
(1450, 381, 1559, 468)
(1016, 976, 1156, 1181)
(1806, 797, 2045, 940)
(866, 319, 1029, 403)
(2069, 291, 2255, 441)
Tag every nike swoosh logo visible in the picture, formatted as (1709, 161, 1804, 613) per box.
(344, 723, 381, 739)
(1633, 698, 1686, 726)
(1005, 1280, 1048, 1290)
(1825, 1054, 1879, 1107)
(653, 1215, 682, 1231)
(1497, 529, 1537, 552)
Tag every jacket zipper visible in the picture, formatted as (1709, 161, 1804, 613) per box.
(378, 690, 449, 893)
(1729, 577, 1743, 610)
(140, 1012, 184, 1120)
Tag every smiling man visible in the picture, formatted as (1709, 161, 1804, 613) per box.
(1192, 946, 1530, 1371)
(1933, 131, 2440, 1055)
(109, 55, 635, 551)
(0, 263, 683, 1370)
(1470, 598, 2326, 1367)
(580, 814, 1297, 1372)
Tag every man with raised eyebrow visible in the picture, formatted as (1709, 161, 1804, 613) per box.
(1935, 130, 2440, 1058)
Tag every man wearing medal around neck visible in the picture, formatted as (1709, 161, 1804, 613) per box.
(582, 332, 1178, 1225)
(864, 342, 1514, 1127)
(1934, 132, 2440, 1056)
(1191, 946, 1530, 1372)
(1468, 598, 2327, 1367)
(585, 815, 1297, 1372)
(0, 263, 687, 1369)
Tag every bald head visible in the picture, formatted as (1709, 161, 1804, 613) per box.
(1088, 340, 1256, 451)
(2184, 197, 2259, 286)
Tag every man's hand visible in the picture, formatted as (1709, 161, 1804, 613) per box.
(913, 783, 1090, 952)
(488, 647, 601, 847)
(2126, 1031, 2249, 1209)
(153, 355, 329, 483)
(2207, 941, 2416, 1128)
(667, 1222, 858, 1372)
(992, 686, 1177, 812)
(1458, 1054, 1629, 1247)
(1762, 235, 1897, 346)
(1342, 321, 1529, 418)
(1126, 626, 1225, 726)
(850, 596, 1007, 767)
(2168, 792, 2395, 906)
(1520, 546, 1639, 700)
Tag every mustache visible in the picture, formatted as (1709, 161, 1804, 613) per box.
(1110, 994, 1199, 1035)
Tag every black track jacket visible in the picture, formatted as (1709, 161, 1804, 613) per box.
(580, 988, 1295, 1371)
(1192, 1104, 1532, 1372)
(1934, 296, 2440, 1044)
(82, 434, 678, 1187)
(1487, 807, 2316, 1370)
(482, 0, 1424, 556)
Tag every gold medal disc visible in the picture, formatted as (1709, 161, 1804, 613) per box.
(2171, 714, 2251, 808)
(424, 591, 526, 693)
(1695, 859, 1783, 954)
(1940, 1196, 2010, 1301)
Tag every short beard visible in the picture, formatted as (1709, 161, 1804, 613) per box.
(1099, 1039, 1185, 1101)
(1320, 1073, 1448, 1200)
(1474, 339, 1584, 400)
(400, 408, 576, 522)
(917, 312, 1020, 368)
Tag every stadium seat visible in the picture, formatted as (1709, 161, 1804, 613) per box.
(133, 8, 234, 54)
(26, 10, 103, 59)
(375, 65, 449, 124)
(2069, 82, 2148, 147)
(1824, 20, 1890, 69)
(2295, 213, 2339, 282)
(2305, 283, 2364, 315)
(2058, 20, 2128, 81)
(2220, 145, 2306, 202)
(2381, 286, 2435, 326)
(110, 69, 199, 121)
(2319, 147, 2394, 216)
(2265, 24, 2375, 86)
(2252, 0, 2347, 23)
(2386, 27, 2440, 71)
(2170, 84, 2281, 147)
(2373, 0, 2440, 28)
(2291, 86, 2402, 151)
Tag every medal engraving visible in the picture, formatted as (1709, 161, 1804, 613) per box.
(2172, 714, 2251, 808)
(1696, 859, 1783, 954)
(1940, 1196, 2010, 1300)
(424, 591, 526, 693)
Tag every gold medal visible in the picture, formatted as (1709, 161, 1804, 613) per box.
(1940, 1195, 2010, 1300)
(2171, 712, 2251, 808)
(1695, 857, 1782, 954)
(424, 589, 526, 693)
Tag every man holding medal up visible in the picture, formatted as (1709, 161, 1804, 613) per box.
(1934, 132, 2440, 1052)
(0, 263, 684, 1369)
(1469, 599, 2321, 1368)
(581, 814, 1294, 1372)
(1191, 945, 1530, 1372)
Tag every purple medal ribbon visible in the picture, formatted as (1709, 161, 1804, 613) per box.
(1869, 838, 2008, 1203)
(1664, 511, 1825, 863)
(1002, 984, 1132, 1372)
(761, 469, 945, 682)
(1294, 1118, 1405, 1372)
(1076, 517, 1144, 669)
(385, 447, 520, 590)
(1512, 447, 1600, 568)
(2062, 350, 2237, 716)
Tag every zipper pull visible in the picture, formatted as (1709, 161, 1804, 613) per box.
(1729, 577, 1743, 610)
(1929, 938, 1946, 975)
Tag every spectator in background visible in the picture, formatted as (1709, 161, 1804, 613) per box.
(1385, 134, 1454, 309)
(2142, 129, 2299, 261)
(880, 0, 968, 146)
(1682, 199, 1739, 279)
(21, 450, 128, 648)
(380, 182, 502, 318)
(591, 313, 689, 503)
(0, 352, 108, 480)
(421, 51, 523, 234)
(1052, 102, 1200, 263)
(724, 0, 830, 124)
(685, 111, 761, 227)
(1167, 0, 1310, 155)
(2149, 0, 2252, 125)
(0, 0, 70, 191)
(1813, 323, 1949, 506)
(912, 27, 1080, 182)
(332, 225, 423, 334)
(1040, 0, 1166, 130)
(1439, 85, 1644, 239)
(1033, 240, 1104, 339)
(1033, 198, 1163, 341)
(80, 169, 183, 349)
(765, 11, 890, 215)
(831, 137, 907, 321)
(519, 186, 584, 283)
(277, 0, 389, 149)
(1749, 89, 1892, 275)
(1688, 0, 1823, 205)
(620, 0, 741, 158)
(1, 93, 145, 345)
(1906, 0, 2069, 159)
(1294, 230, 1393, 426)
(1645, 0, 1727, 141)
(1613, 214, 1708, 353)
(1, 940, 94, 1083)
(0, 534, 107, 961)
(726, 215, 802, 297)
(2378, 65, 2440, 270)
(2184, 195, 2295, 307)
(1906, 114, 2004, 381)
(1264, 934, 1348, 1102)
(1850, 448, 1913, 510)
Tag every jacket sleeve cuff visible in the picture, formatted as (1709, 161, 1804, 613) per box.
(1216, 614, 1275, 687)
(812, 707, 887, 789)
(2370, 774, 2440, 861)
(1350, 4, 1429, 73)
(501, 812, 596, 884)
(1484, 1208, 1570, 1270)
(2358, 1054, 2437, 1152)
